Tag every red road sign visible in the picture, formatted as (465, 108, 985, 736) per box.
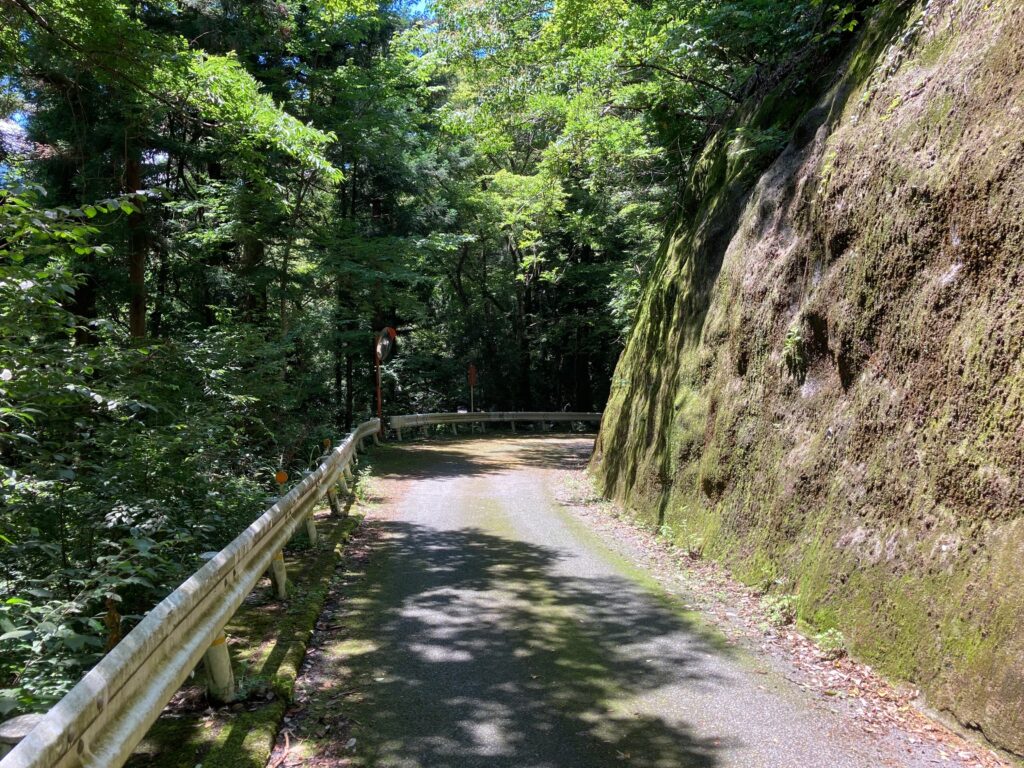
(468, 363, 478, 388)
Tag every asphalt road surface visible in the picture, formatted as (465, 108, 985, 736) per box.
(284, 435, 971, 768)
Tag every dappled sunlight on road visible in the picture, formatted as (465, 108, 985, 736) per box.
(275, 437, 941, 768)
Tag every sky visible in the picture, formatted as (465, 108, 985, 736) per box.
(404, 0, 432, 18)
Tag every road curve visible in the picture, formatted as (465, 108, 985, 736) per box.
(282, 435, 949, 768)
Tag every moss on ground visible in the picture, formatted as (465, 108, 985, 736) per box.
(127, 499, 363, 768)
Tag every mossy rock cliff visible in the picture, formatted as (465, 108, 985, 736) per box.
(592, 0, 1024, 756)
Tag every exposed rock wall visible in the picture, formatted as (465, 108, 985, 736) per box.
(592, 0, 1024, 754)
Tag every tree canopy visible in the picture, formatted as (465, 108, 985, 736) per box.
(0, 0, 859, 715)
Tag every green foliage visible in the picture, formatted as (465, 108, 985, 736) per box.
(181, 52, 341, 183)
(657, 520, 704, 558)
(0, 0, 868, 719)
(814, 628, 847, 660)
(760, 593, 798, 626)
(0, 189, 303, 712)
(782, 324, 808, 382)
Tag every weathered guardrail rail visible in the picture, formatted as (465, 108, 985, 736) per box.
(0, 411, 600, 766)
(0, 418, 380, 768)
(389, 411, 602, 440)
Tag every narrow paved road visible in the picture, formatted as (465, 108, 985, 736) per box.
(278, 435, 966, 768)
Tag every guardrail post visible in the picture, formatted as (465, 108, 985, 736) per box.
(305, 512, 319, 547)
(343, 462, 354, 482)
(396, 426, 403, 441)
(270, 550, 288, 599)
(203, 630, 235, 703)
(510, 420, 516, 433)
(327, 487, 342, 515)
(0, 714, 43, 758)
(451, 423, 458, 436)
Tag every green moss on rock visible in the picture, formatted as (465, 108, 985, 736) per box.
(591, 0, 1024, 756)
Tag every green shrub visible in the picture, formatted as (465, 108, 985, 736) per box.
(760, 593, 798, 626)
(782, 325, 808, 383)
(814, 628, 847, 660)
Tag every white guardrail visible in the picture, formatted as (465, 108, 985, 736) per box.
(0, 411, 601, 767)
(0, 418, 380, 768)
(390, 411, 602, 440)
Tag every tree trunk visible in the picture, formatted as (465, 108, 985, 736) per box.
(199, 159, 231, 328)
(334, 348, 345, 429)
(279, 246, 290, 337)
(334, 279, 348, 429)
(125, 147, 146, 338)
(345, 352, 355, 430)
(71, 259, 98, 346)
(241, 235, 266, 320)
(150, 244, 170, 337)
(516, 285, 532, 409)
(574, 349, 593, 412)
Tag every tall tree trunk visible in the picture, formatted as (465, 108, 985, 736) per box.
(125, 146, 146, 338)
(150, 244, 170, 337)
(241, 235, 266, 320)
(345, 352, 355, 430)
(348, 169, 357, 218)
(334, 279, 348, 429)
(574, 348, 593, 411)
(279, 246, 290, 336)
(334, 348, 345, 429)
(198, 159, 231, 328)
(277, 174, 312, 337)
(516, 285, 532, 409)
(71, 257, 98, 346)
(53, 157, 97, 345)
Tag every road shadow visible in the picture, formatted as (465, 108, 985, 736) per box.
(323, 519, 729, 768)
(368, 435, 596, 482)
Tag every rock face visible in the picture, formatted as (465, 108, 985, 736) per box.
(591, 0, 1024, 755)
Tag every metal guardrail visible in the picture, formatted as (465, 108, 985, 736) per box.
(0, 411, 600, 766)
(389, 411, 602, 440)
(0, 418, 380, 768)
